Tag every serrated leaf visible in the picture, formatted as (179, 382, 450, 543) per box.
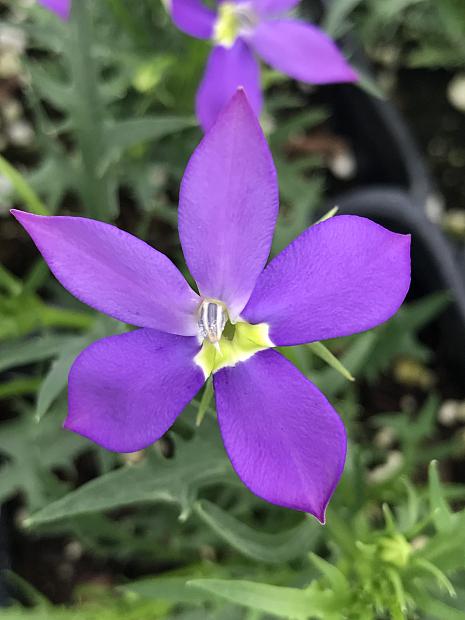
(101, 116, 196, 171)
(26, 422, 232, 527)
(195, 500, 320, 563)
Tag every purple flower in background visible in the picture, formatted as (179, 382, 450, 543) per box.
(171, 0, 357, 130)
(12, 91, 410, 522)
(38, 0, 71, 20)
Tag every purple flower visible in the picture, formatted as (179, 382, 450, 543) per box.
(12, 91, 410, 522)
(171, 0, 358, 131)
(37, 0, 71, 20)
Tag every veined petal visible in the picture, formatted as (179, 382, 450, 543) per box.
(249, 19, 357, 84)
(38, 0, 71, 20)
(12, 210, 200, 336)
(214, 349, 346, 521)
(66, 329, 204, 452)
(180, 90, 278, 319)
(243, 215, 411, 346)
(196, 40, 262, 133)
(171, 0, 216, 39)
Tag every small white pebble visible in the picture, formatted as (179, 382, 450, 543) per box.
(329, 150, 356, 180)
(64, 540, 83, 562)
(438, 400, 459, 426)
(448, 73, 465, 113)
(8, 120, 34, 146)
(424, 193, 445, 224)
(0, 25, 26, 54)
(368, 451, 404, 484)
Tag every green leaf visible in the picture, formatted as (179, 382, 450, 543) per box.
(310, 553, 350, 598)
(428, 461, 454, 533)
(188, 579, 314, 619)
(419, 597, 465, 620)
(315, 331, 378, 396)
(0, 335, 78, 373)
(123, 575, 209, 605)
(307, 341, 355, 382)
(0, 155, 49, 215)
(195, 500, 320, 563)
(34, 353, 75, 421)
(26, 422, 232, 527)
(101, 116, 197, 171)
(323, 0, 364, 37)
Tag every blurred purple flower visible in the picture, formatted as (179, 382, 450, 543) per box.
(38, 0, 71, 20)
(12, 91, 410, 522)
(171, 0, 357, 130)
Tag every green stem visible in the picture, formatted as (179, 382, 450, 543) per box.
(69, 0, 112, 220)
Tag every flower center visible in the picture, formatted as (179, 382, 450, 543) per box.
(213, 2, 257, 48)
(197, 299, 228, 344)
(195, 298, 273, 378)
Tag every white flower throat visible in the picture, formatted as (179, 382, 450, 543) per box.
(213, 2, 258, 48)
(195, 298, 273, 378)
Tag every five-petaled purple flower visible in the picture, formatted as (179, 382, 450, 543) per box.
(171, 0, 357, 131)
(12, 92, 410, 522)
(38, 0, 71, 20)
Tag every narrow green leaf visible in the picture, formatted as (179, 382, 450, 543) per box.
(123, 575, 208, 605)
(323, 0, 364, 36)
(188, 579, 312, 619)
(35, 351, 77, 421)
(413, 558, 456, 597)
(418, 597, 465, 620)
(428, 460, 454, 532)
(0, 377, 42, 400)
(0, 265, 22, 296)
(310, 553, 349, 598)
(307, 341, 355, 382)
(195, 500, 319, 563)
(0, 335, 76, 373)
(0, 154, 49, 215)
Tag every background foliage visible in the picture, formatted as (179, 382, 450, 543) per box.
(0, 0, 464, 618)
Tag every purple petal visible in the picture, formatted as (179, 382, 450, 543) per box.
(252, 0, 300, 17)
(249, 19, 357, 84)
(196, 39, 262, 133)
(243, 215, 411, 346)
(171, 0, 216, 39)
(38, 0, 71, 20)
(66, 329, 204, 452)
(180, 90, 278, 319)
(214, 349, 346, 521)
(12, 210, 200, 336)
